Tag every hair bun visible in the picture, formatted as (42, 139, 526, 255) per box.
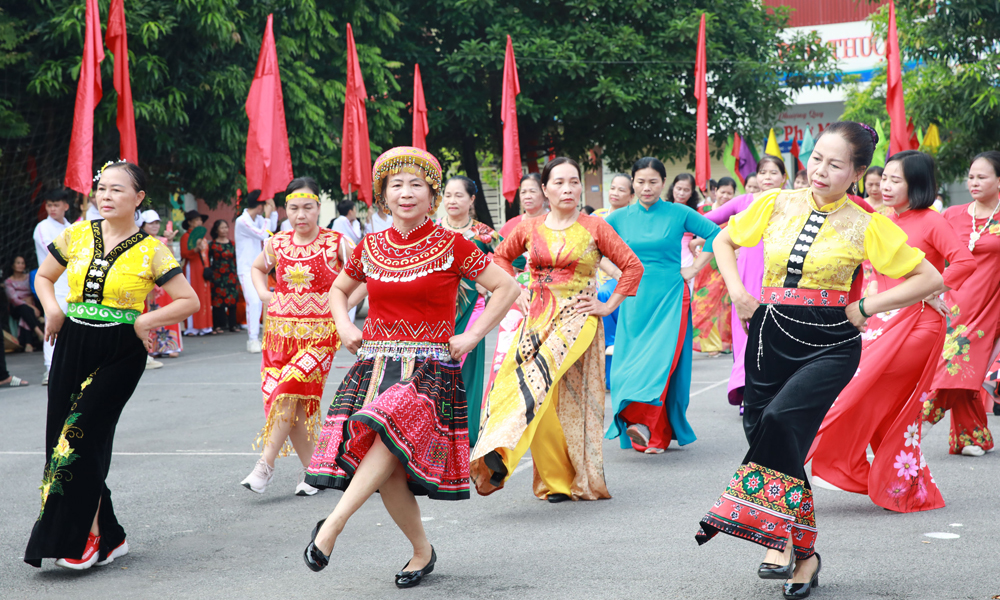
(859, 123, 879, 149)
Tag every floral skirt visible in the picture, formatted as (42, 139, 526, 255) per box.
(24, 319, 147, 567)
(696, 303, 861, 559)
(305, 343, 470, 500)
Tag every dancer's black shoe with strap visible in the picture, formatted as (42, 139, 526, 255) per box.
(395, 546, 436, 588)
(758, 551, 795, 579)
(783, 553, 821, 599)
(303, 519, 331, 572)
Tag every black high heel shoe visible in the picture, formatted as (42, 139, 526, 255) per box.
(395, 546, 436, 588)
(758, 550, 795, 580)
(783, 553, 821, 599)
(303, 519, 331, 572)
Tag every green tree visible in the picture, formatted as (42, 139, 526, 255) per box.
(1, 0, 406, 205)
(842, 0, 1000, 182)
(386, 0, 839, 220)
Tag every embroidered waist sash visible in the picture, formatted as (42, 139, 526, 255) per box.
(760, 287, 849, 308)
(67, 302, 140, 324)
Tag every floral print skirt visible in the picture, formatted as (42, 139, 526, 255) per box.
(24, 319, 147, 567)
(696, 303, 861, 559)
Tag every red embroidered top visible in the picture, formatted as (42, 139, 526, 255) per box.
(263, 229, 344, 353)
(346, 219, 491, 345)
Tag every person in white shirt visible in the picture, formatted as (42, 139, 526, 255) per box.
(33, 191, 72, 385)
(328, 200, 362, 245)
(366, 205, 392, 235)
(235, 189, 277, 352)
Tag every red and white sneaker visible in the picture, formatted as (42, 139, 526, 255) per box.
(95, 539, 129, 566)
(55, 533, 100, 570)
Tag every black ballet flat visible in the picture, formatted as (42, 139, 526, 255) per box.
(303, 519, 331, 572)
(395, 546, 436, 588)
(783, 553, 821, 599)
(758, 551, 795, 580)
(547, 493, 571, 503)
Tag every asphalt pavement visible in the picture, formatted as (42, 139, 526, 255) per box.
(1, 330, 998, 600)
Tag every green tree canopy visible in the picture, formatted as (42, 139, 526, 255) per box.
(387, 0, 839, 219)
(842, 0, 1000, 182)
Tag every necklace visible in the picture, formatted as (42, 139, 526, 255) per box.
(392, 217, 429, 240)
(968, 198, 1000, 251)
(445, 215, 473, 231)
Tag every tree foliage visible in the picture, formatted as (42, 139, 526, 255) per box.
(842, 0, 1000, 182)
(0, 0, 838, 217)
(1, 0, 404, 205)
(387, 0, 838, 219)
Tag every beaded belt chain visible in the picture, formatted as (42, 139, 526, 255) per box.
(755, 288, 860, 369)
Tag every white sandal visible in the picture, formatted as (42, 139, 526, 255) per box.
(3, 376, 29, 387)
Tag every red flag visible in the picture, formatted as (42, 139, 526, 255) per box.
(245, 14, 294, 201)
(501, 35, 522, 204)
(106, 0, 137, 164)
(886, 1, 909, 155)
(412, 64, 428, 150)
(340, 23, 372, 205)
(694, 14, 709, 191)
(64, 0, 104, 195)
(790, 135, 803, 172)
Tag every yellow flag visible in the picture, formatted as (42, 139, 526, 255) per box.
(765, 128, 783, 159)
(922, 124, 941, 154)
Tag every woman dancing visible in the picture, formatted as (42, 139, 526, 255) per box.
(439, 175, 501, 446)
(694, 122, 941, 599)
(471, 157, 643, 501)
(922, 151, 1000, 456)
(24, 161, 198, 569)
(700, 156, 787, 408)
(605, 157, 719, 454)
(302, 147, 518, 586)
(240, 177, 349, 497)
(809, 150, 975, 512)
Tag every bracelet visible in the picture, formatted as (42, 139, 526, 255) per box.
(858, 297, 871, 319)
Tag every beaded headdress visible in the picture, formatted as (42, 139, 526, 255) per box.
(371, 146, 443, 213)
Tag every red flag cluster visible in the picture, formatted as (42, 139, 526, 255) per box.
(65, 0, 138, 195)
(886, 0, 917, 155)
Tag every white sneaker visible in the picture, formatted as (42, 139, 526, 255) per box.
(961, 445, 986, 457)
(626, 423, 651, 448)
(241, 458, 274, 493)
(145, 356, 163, 370)
(42, 370, 49, 386)
(247, 339, 262, 353)
(95, 540, 129, 566)
(295, 470, 320, 496)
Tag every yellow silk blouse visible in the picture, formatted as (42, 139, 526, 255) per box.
(727, 188, 924, 292)
(50, 220, 182, 312)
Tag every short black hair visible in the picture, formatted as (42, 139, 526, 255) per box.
(285, 177, 320, 196)
(708, 179, 718, 191)
(610, 173, 634, 195)
(795, 169, 808, 181)
(665, 173, 701, 210)
(631, 157, 667, 181)
(446, 175, 477, 198)
(245, 189, 262, 205)
(209, 219, 229, 239)
(973, 151, 1000, 177)
(541, 157, 582, 185)
(717, 177, 738, 192)
(757, 155, 787, 177)
(338, 200, 356, 216)
(43, 189, 72, 205)
(885, 150, 937, 210)
(102, 161, 147, 193)
(582, 205, 596, 215)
